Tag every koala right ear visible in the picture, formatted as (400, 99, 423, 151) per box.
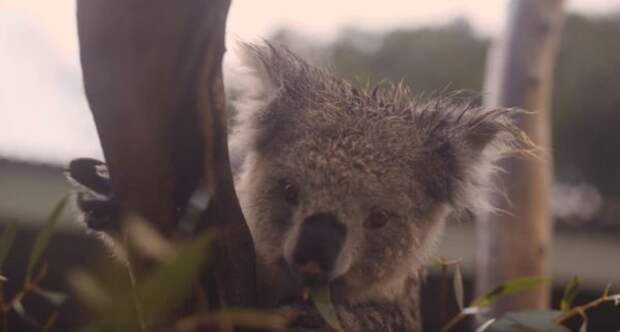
(237, 42, 280, 101)
(229, 42, 294, 161)
(236, 42, 305, 102)
(231, 42, 312, 155)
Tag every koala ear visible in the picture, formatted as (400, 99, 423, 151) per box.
(457, 108, 522, 156)
(442, 107, 529, 212)
(230, 42, 303, 157)
(236, 41, 304, 102)
(237, 42, 279, 100)
(463, 113, 504, 152)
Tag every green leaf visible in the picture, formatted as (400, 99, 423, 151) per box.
(123, 216, 176, 263)
(12, 299, 40, 328)
(177, 309, 290, 331)
(84, 231, 213, 332)
(476, 318, 496, 332)
(560, 276, 581, 311)
(26, 196, 68, 282)
(473, 276, 549, 307)
(485, 310, 568, 332)
(602, 282, 612, 297)
(68, 269, 111, 311)
(453, 264, 464, 310)
(309, 286, 344, 332)
(462, 306, 485, 316)
(0, 222, 18, 272)
(135, 233, 212, 329)
(33, 287, 68, 307)
(612, 294, 620, 306)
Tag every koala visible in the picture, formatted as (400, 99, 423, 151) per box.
(231, 42, 527, 331)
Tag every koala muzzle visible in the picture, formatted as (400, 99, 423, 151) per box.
(292, 212, 346, 284)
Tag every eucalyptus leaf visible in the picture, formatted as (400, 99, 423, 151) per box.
(309, 286, 344, 332)
(26, 196, 68, 282)
(462, 306, 485, 316)
(560, 276, 581, 311)
(453, 264, 464, 310)
(602, 283, 612, 297)
(485, 310, 568, 332)
(176, 309, 290, 331)
(0, 222, 17, 272)
(84, 231, 213, 332)
(473, 276, 548, 307)
(475, 318, 496, 332)
(123, 217, 176, 263)
(612, 294, 620, 306)
(136, 233, 213, 328)
(68, 269, 111, 311)
(33, 287, 69, 306)
(12, 299, 40, 328)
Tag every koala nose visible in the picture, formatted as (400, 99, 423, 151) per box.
(292, 212, 346, 284)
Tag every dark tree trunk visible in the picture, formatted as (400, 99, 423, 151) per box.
(76, 0, 257, 310)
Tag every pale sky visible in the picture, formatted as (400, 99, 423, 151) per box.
(1, 0, 619, 164)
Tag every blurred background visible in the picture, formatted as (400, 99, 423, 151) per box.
(1, 0, 619, 330)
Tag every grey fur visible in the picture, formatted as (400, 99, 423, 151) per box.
(231, 42, 529, 331)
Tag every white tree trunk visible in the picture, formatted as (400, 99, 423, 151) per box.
(476, 0, 565, 315)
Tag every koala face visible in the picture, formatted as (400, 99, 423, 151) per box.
(236, 106, 458, 300)
(232, 42, 525, 302)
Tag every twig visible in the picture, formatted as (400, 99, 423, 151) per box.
(41, 311, 58, 332)
(441, 311, 466, 332)
(25, 264, 48, 291)
(126, 259, 147, 332)
(439, 263, 448, 325)
(174, 309, 292, 332)
(555, 293, 620, 325)
(435, 257, 464, 330)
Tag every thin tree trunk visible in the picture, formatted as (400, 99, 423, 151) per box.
(476, 0, 565, 315)
(77, 0, 257, 309)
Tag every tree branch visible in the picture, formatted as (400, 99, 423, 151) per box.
(77, 0, 257, 309)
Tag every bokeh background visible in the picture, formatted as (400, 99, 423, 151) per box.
(1, 0, 619, 330)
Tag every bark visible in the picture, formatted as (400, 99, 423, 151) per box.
(476, 0, 565, 314)
(77, 0, 256, 308)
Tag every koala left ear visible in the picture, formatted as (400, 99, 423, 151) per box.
(236, 41, 308, 104)
(442, 107, 530, 212)
(236, 42, 280, 101)
(458, 108, 522, 156)
(416, 107, 524, 204)
(463, 113, 506, 152)
(231, 42, 313, 153)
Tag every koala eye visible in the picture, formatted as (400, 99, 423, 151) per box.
(279, 179, 299, 206)
(365, 210, 392, 229)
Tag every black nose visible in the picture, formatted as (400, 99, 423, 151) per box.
(292, 212, 346, 284)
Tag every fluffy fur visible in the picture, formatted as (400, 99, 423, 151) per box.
(231, 42, 529, 331)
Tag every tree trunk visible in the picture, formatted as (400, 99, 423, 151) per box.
(476, 0, 565, 315)
(77, 0, 256, 309)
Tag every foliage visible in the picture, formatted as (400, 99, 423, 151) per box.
(70, 217, 290, 332)
(0, 200, 288, 332)
(0, 197, 68, 331)
(437, 259, 620, 332)
(10, 180, 610, 332)
(308, 286, 343, 332)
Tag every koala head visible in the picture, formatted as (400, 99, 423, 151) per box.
(231, 42, 527, 302)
